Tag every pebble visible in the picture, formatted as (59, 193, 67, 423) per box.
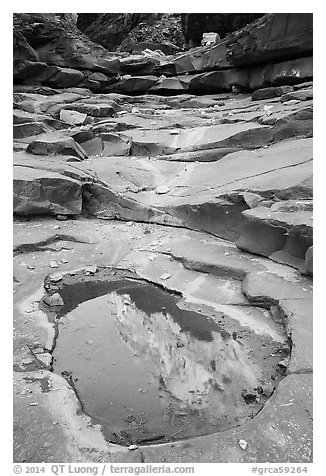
(128, 445, 138, 451)
(160, 273, 171, 280)
(49, 273, 63, 282)
(239, 439, 248, 450)
(156, 185, 170, 195)
(50, 260, 59, 268)
(22, 358, 34, 365)
(29, 402, 38, 407)
(85, 265, 97, 274)
(27, 265, 35, 270)
(56, 215, 67, 221)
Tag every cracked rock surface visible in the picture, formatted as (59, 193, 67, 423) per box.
(13, 65, 312, 462)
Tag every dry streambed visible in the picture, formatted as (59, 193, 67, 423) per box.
(13, 84, 312, 462)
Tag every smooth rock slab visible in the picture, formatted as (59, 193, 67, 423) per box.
(127, 122, 265, 157)
(281, 89, 313, 103)
(13, 122, 48, 139)
(236, 202, 313, 267)
(13, 166, 82, 215)
(305, 246, 313, 276)
(242, 272, 312, 307)
(101, 133, 131, 156)
(278, 299, 313, 374)
(141, 373, 312, 463)
(59, 109, 87, 125)
(252, 86, 294, 101)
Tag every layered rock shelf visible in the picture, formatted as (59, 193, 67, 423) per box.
(13, 12, 313, 465)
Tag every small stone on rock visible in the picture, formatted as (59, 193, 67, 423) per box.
(50, 273, 63, 282)
(160, 273, 171, 280)
(239, 439, 248, 450)
(261, 384, 274, 396)
(85, 265, 97, 274)
(50, 260, 59, 268)
(44, 293, 64, 307)
(128, 445, 138, 450)
(156, 185, 170, 195)
(283, 99, 300, 105)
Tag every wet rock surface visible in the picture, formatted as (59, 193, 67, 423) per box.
(50, 276, 287, 446)
(13, 12, 312, 465)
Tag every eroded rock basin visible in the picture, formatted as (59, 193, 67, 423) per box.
(50, 274, 288, 446)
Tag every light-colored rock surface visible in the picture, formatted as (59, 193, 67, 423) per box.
(13, 13, 313, 462)
(13, 218, 313, 463)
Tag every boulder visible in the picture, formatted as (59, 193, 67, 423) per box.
(59, 109, 87, 125)
(150, 77, 188, 94)
(252, 86, 294, 101)
(13, 166, 82, 215)
(26, 137, 88, 159)
(87, 71, 110, 84)
(13, 122, 48, 139)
